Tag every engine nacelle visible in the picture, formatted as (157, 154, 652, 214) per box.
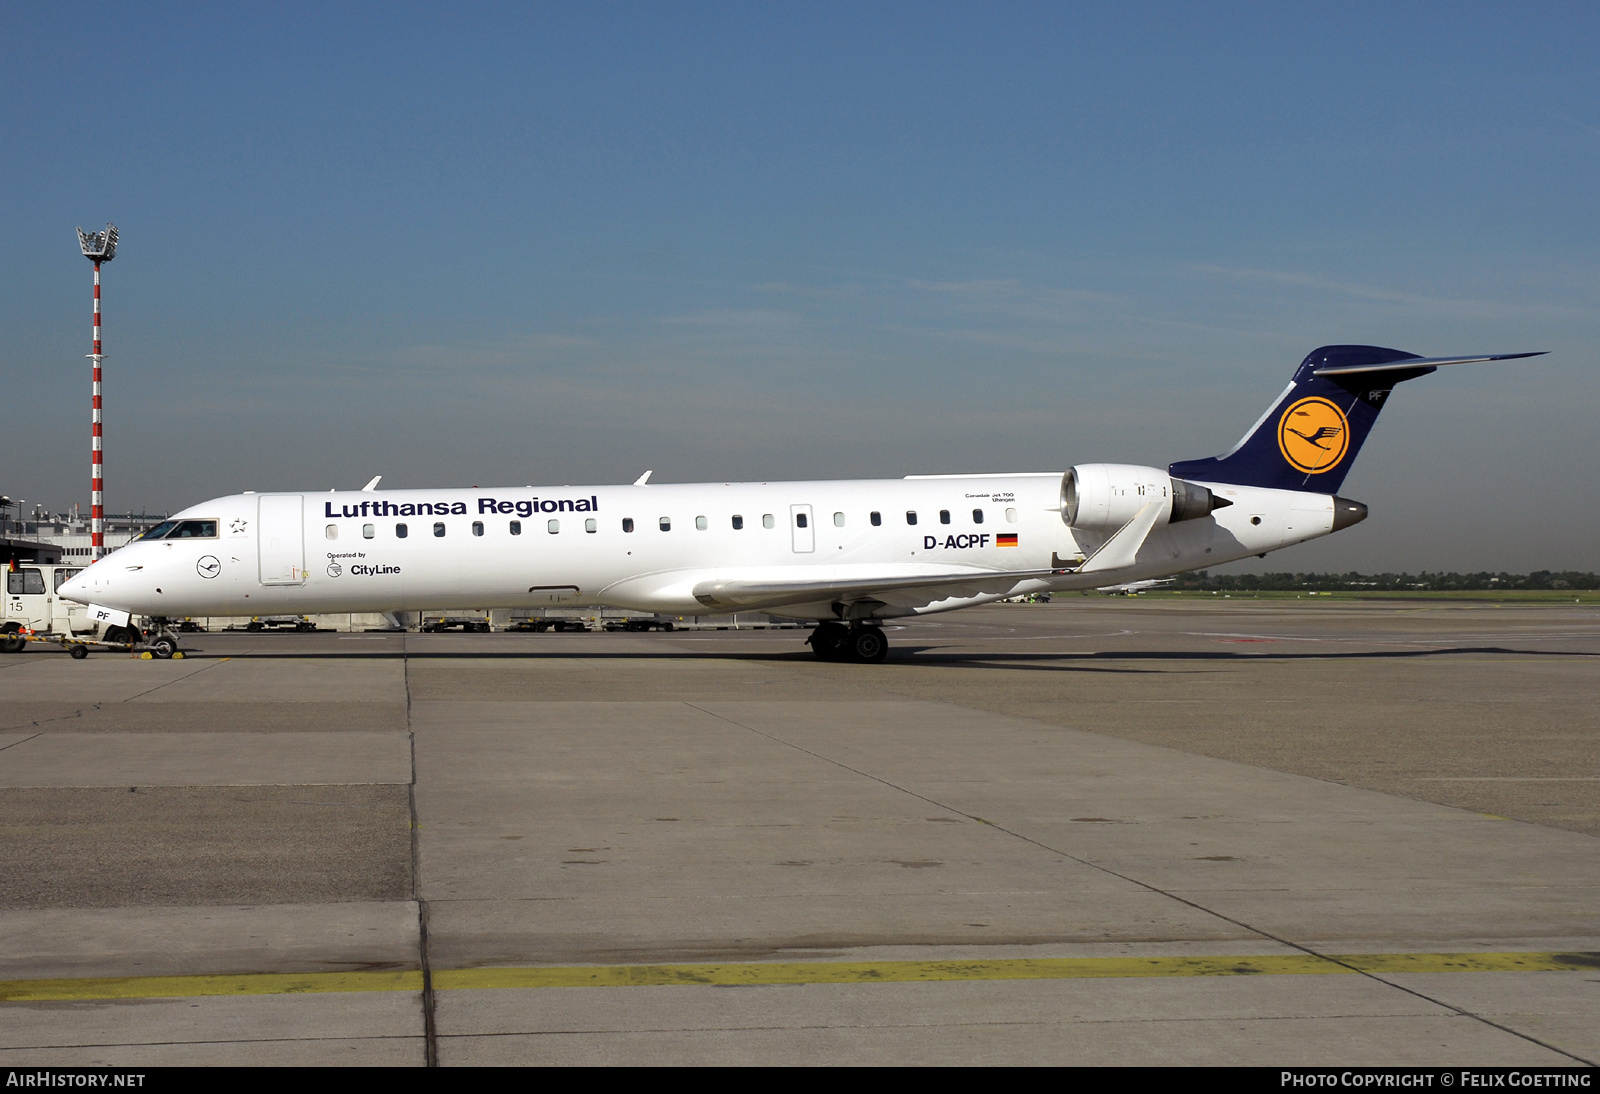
(1062, 464, 1229, 530)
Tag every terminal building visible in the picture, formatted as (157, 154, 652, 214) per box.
(1, 502, 164, 566)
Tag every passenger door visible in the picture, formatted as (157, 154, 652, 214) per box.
(258, 495, 307, 585)
(790, 504, 814, 553)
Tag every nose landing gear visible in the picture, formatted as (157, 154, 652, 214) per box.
(807, 621, 889, 663)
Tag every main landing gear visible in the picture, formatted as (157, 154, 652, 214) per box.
(807, 621, 889, 663)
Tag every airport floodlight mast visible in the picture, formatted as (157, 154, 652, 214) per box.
(76, 223, 118, 561)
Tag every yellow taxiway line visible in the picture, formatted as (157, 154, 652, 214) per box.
(1, 951, 1594, 1003)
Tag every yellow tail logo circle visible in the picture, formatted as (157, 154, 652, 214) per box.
(1278, 397, 1349, 474)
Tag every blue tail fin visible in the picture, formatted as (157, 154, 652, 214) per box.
(1169, 345, 1540, 493)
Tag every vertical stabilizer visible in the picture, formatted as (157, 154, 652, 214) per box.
(1169, 345, 1432, 493)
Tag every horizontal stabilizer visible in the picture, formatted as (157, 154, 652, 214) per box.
(1313, 352, 1544, 377)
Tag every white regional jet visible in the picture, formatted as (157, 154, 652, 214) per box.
(59, 345, 1539, 662)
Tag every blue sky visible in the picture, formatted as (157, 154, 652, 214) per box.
(3, 3, 1596, 570)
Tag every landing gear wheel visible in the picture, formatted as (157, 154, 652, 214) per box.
(848, 626, 889, 664)
(69, 644, 89, 660)
(808, 622, 849, 661)
(150, 636, 177, 659)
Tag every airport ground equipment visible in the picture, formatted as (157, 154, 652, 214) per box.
(239, 616, 317, 632)
(423, 615, 493, 632)
(601, 616, 674, 632)
(506, 617, 588, 632)
(3, 563, 97, 649)
(8, 626, 183, 660)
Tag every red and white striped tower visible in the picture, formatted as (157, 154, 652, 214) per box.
(76, 224, 118, 561)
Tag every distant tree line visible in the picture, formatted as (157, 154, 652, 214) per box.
(1176, 571, 1600, 592)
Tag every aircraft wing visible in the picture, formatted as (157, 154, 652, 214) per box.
(690, 567, 1061, 611)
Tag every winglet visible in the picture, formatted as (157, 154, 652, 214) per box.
(633, 470, 653, 486)
(361, 476, 382, 492)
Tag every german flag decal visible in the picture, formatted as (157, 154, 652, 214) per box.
(997, 533, 1019, 547)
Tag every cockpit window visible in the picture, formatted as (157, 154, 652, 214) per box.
(139, 521, 179, 541)
(169, 520, 218, 539)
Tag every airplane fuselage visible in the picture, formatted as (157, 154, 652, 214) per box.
(63, 473, 1342, 622)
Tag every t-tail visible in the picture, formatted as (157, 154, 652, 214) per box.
(1168, 345, 1544, 493)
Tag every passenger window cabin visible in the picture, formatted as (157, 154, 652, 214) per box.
(585, 518, 597, 533)
(762, 514, 775, 529)
(397, 523, 408, 538)
(434, 522, 445, 537)
(732, 515, 744, 530)
(472, 521, 484, 536)
(972, 509, 984, 524)
(363, 524, 375, 539)
(833, 512, 845, 527)
(623, 518, 635, 532)
(548, 519, 560, 534)
(940, 510, 951, 524)
(695, 516, 708, 530)
(870, 511, 881, 526)
(906, 511, 917, 525)
(510, 521, 521, 535)
(326, 525, 338, 540)
(659, 517, 671, 531)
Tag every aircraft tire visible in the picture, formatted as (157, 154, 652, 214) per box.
(808, 622, 849, 661)
(150, 637, 177, 659)
(849, 626, 889, 664)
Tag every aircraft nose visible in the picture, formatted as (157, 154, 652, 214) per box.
(59, 570, 92, 603)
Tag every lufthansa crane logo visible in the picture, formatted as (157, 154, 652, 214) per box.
(1278, 397, 1350, 474)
